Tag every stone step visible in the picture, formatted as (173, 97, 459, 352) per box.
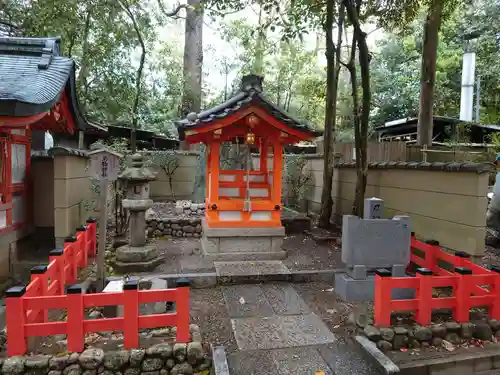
(225, 343, 384, 375)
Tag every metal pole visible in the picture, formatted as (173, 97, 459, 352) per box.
(97, 179, 108, 292)
(476, 75, 481, 123)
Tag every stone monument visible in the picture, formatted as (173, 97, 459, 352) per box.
(115, 154, 162, 272)
(335, 197, 413, 301)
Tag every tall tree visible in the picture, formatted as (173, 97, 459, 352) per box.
(118, 0, 147, 153)
(344, 0, 370, 217)
(318, 0, 345, 228)
(417, 0, 443, 146)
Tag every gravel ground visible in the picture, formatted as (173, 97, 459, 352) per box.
(293, 282, 372, 344)
(190, 287, 238, 353)
(282, 234, 342, 271)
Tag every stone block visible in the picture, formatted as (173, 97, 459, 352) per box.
(335, 273, 415, 301)
(341, 214, 411, 268)
(347, 265, 367, 280)
(364, 197, 384, 219)
(103, 280, 124, 318)
(113, 244, 163, 273)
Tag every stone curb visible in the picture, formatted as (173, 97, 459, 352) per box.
(355, 335, 400, 374)
(106, 269, 342, 288)
(212, 345, 230, 375)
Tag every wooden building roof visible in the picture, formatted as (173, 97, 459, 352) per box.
(176, 75, 321, 142)
(0, 36, 88, 132)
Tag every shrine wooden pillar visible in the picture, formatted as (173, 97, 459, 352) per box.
(205, 145, 211, 201)
(272, 141, 283, 206)
(260, 139, 268, 173)
(207, 141, 220, 224)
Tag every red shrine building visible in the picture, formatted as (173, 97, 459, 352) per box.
(177, 75, 319, 260)
(0, 37, 90, 279)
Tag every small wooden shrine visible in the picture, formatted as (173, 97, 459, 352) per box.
(177, 75, 319, 259)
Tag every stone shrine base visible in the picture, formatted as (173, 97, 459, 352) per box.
(114, 244, 163, 273)
(201, 220, 286, 261)
(335, 272, 415, 301)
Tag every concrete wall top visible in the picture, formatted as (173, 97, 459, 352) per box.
(335, 161, 494, 174)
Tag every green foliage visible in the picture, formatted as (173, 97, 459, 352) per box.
(144, 150, 180, 200)
(283, 154, 312, 205)
(371, 0, 500, 128)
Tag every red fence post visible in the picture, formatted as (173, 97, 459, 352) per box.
(414, 268, 433, 326)
(454, 267, 472, 322)
(67, 284, 84, 353)
(64, 235, 78, 284)
(176, 287, 191, 342)
(454, 251, 471, 269)
(374, 269, 392, 327)
(490, 265, 500, 320)
(76, 226, 88, 268)
(424, 240, 439, 272)
(30, 265, 48, 322)
(49, 248, 65, 295)
(5, 286, 27, 356)
(86, 218, 97, 257)
(123, 279, 139, 349)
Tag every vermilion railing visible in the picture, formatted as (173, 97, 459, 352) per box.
(5, 217, 190, 356)
(374, 233, 500, 327)
(6, 280, 190, 356)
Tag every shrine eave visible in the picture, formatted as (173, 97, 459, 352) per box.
(0, 36, 89, 132)
(176, 75, 322, 142)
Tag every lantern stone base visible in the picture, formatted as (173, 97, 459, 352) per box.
(201, 220, 287, 261)
(114, 244, 163, 273)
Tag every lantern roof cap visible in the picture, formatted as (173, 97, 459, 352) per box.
(175, 74, 322, 141)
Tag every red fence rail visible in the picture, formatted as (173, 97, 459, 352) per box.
(6, 279, 190, 356)
(374, 233, 500, 327)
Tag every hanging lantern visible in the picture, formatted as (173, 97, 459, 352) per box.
(246, 132, 255, 145)
(247, 114, 259, 128)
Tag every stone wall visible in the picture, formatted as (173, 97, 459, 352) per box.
(49, 147, 92, 247)
(146, 217, 203, 239)
(149, 152, 199, 201)
(0, 342, 211, 375)
(300, 156, 492, 257)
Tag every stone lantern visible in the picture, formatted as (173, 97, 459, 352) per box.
(115, 153, 162, 272)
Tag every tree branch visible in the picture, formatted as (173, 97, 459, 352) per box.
(157, 1, 190, 17)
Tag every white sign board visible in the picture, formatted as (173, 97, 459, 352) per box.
(88, 149, 123, 181)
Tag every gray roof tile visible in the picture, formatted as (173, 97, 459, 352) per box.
(0, 37, 74, 117)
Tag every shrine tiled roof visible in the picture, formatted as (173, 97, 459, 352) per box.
(176, 75, 322, 140)
(0, 36, 87, 129)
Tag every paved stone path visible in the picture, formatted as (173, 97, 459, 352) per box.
(221, 283, 382, 375)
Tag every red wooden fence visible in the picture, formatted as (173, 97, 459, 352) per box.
(6, 279, 190, 356)
(5, 217, 191, 356)
(374, 233, 500, 327)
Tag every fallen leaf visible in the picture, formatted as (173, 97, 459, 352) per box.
(442, 340, 455, 352)
(239, 297, 245, 304)
(333, 325, 340, 329)
(323, 288, 334, 292)
(400, 348, 407, 352)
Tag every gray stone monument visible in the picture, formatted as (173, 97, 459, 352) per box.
(115, 154, 163, 272)
(335, 197, 414, 301)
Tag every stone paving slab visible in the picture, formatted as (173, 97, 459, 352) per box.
(214, 260, 291, 277)
(317, 343, 382, 375)
(261, 283, 311, 315)
(222, 285, 274, 318)
(227, 347, 334, 375)
(271, 347, 333, 375)
(231, 313, 336, 351)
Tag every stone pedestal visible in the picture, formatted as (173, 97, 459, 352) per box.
(201, 220, 286, 261)
(114, 244, 163, 273)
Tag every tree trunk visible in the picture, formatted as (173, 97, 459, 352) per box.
(119, 0, 146, 153)
(77, 4, 92, 108)
(318, 0, 344, 228)
(253, 3, 266, 75)
(345, 0, 370, 218)
(417, 0, 443, 146)
(181, 0, 203, 117)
